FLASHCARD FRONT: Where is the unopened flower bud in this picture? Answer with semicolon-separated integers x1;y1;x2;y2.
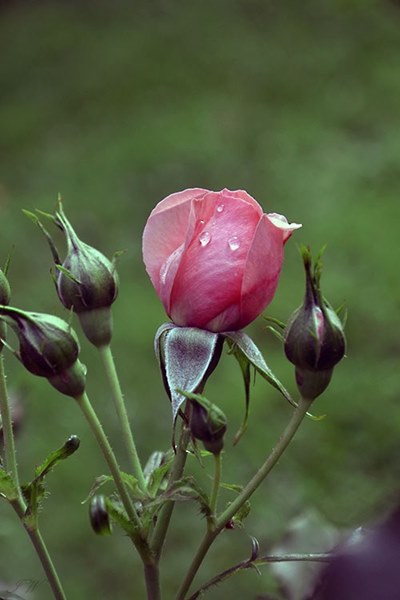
89;495;112;536
189;396;227;455
0;307;86;398
37;203;119;347
284;247;346;400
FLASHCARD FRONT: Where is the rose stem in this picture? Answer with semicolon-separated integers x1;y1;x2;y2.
176;396;312;600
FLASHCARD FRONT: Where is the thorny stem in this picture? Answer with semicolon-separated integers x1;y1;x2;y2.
188;552;331;599
176;397;312;600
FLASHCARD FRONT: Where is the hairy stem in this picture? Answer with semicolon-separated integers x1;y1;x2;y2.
209;452;222;518
98;345;147;493
0;350;22;500
176;397;312;599
151;419;191;560
75;392;152;565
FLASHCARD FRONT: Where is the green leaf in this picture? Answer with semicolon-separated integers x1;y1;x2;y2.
231;499;251;527
151;476;211;517
105;496;134;535
144;450;174;497
0;468;18;501
23;435;80;528
34;435;80;480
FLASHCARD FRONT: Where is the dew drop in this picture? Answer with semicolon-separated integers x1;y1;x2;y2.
216;204;224;213
228;236;240;251
199;219;205;225
199;231;211;247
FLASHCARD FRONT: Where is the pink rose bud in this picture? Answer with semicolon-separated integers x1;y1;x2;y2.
143;188;301;332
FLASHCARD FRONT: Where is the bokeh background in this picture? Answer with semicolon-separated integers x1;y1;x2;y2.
1;0;400;598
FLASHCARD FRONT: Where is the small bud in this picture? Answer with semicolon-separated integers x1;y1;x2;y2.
189;396;227;455
0;306;86;398
284;247;346;400
89;495;112;536
37;203;119;347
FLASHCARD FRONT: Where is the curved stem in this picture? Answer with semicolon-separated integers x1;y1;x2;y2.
209;453;222;517
189;552;331;600
176;397;312;600
97;345;147;493
151;419;191;560
75;392;152;564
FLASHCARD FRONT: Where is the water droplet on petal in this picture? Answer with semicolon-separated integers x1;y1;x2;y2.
199;219;205;225
228;236;240;251
199;231;211;247
216;204;224;213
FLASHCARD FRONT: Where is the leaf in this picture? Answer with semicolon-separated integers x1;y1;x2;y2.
34;435;80;480
223;331;295;407
152;476;211;517
219;482;243;494
23;435;80;528
0;468;18;501
231;499;251;527
144;450;174;497
105;496;133;535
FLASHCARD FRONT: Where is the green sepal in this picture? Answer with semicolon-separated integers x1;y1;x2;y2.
155;324;223;421
223;330;294;406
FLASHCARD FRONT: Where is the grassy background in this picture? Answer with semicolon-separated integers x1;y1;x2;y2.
1;0;400;598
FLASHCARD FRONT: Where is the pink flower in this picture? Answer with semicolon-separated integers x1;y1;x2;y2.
142;188;301;332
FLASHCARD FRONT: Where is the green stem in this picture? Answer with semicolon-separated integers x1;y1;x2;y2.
151;419;191;560
176;397;312;600
0;343;67;599
209;453;222;517
12;499;67;600
0;351;22;500
98;345;147;493
75;392;152;564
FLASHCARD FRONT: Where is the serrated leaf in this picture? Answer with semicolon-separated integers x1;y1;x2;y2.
120;472;146;501
223;331;295;407
219;482;243;494
152;476;211;517
231;499;251;527
23;436;80;528
105;496;133;535
0;468;18;501
144;451;174;497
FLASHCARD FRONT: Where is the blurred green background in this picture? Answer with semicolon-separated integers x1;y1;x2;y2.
1;0;400;598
